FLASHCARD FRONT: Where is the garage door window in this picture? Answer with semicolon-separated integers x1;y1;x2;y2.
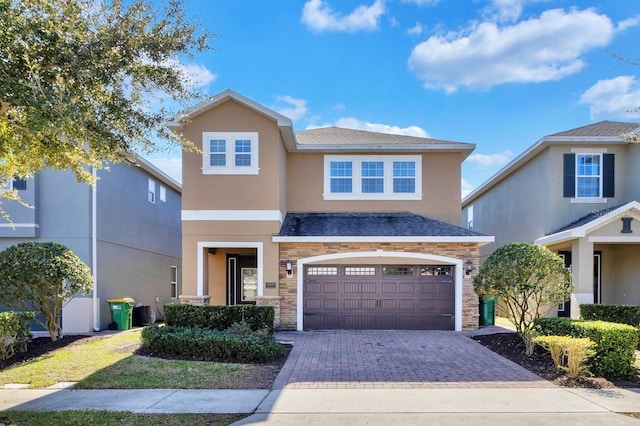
420;266;452;276
345;266;376;276
383;266;413;276
307;266;338;276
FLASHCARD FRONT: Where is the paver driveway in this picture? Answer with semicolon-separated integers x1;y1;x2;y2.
274;330;553;389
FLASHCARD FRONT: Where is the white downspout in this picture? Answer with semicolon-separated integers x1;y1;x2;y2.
92;167;99;331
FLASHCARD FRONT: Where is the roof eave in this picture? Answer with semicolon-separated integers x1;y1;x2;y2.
272;235;495;245
292;143;475;153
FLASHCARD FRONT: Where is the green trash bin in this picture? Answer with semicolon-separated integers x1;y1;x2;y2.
106;298;135;330
479;294;497;326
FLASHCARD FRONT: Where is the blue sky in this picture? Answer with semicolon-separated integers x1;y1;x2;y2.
148;0;640;197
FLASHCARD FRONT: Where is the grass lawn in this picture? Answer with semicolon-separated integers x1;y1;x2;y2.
0;411;244;426
0;329;273;389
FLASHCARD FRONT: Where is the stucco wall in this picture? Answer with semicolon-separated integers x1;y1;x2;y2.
180;99;286;212
286;152;463;224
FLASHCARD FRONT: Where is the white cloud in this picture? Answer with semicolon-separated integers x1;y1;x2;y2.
461;178;474;198
160;58;216;89
402;0;439;6
407;22;424;36
483;0;525;23
579;76;640;119
408;8;615;93
309;117;430;138
465;150;513;167
617;15;640;32
275;96;308;120
301;0;386;32
149;157;182;183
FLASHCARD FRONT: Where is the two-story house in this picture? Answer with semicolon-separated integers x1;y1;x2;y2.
170;89;493;331
0;157;182;332
462;121;640;319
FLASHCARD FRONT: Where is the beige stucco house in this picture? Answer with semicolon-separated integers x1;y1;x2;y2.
169;89;493;331
462;121;640;319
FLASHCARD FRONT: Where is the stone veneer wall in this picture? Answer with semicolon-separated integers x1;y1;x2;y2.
270;242;480;331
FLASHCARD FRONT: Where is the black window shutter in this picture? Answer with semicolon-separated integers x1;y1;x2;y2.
603;153;614;198
563;153;575;198
12;178;27;190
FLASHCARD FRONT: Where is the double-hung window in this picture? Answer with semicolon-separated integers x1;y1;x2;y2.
330;161;353;193
576;154;600;197
202;132;259;175
563;152;614;202
324;155;422;200
148;178;156;204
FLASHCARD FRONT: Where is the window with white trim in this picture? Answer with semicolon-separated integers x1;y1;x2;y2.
159;185;166;202
148;178;156;204
576;154;601;198
202;132;259;175
324;155;422;200
170;265;178;298
467;205;474;230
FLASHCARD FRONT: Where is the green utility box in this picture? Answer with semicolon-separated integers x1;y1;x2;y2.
479;294;497;326
106;298;135;330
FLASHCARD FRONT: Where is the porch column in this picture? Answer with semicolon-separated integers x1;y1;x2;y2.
570;238;594;319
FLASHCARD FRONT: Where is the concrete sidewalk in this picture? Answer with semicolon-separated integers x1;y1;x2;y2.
0;387;639;425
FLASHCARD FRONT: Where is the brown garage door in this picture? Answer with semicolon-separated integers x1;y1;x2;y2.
303;265;454;330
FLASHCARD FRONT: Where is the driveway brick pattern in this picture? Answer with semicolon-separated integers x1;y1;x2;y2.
274;330;554;389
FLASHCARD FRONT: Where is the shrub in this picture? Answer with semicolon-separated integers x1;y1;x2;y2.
535;318;638;378
0;242;92;341
140;325;283;363
0;311;35;360
533;335;596;377
533;335;566;370
473;242;572;356
580;304;640;328
164;304;275;336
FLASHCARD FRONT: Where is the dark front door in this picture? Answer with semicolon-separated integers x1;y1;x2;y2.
227;255;257;305
557;251;572;317
303;265;454;330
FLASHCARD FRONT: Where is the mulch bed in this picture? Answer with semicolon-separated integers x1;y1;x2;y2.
472;332;640;389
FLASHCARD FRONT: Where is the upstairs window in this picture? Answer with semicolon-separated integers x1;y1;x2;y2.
202;132;259;175
148;178;156;204
324;155;422;200
563;152;614;201
159;185;167;202
330;161;353;193
576;154;600;197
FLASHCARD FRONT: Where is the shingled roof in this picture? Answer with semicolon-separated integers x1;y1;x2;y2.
277;212;486;237
295;126;472;148
550;121;639;137
549;205;624;235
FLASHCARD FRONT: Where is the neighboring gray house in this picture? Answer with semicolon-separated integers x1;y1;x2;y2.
462;121;640;319
0;157;181;332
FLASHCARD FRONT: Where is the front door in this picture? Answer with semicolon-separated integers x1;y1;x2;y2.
557;251;601;317
227;255;257;305
557;251;571;317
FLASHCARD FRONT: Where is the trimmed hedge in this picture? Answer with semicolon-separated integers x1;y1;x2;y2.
140;325;283;363
164;304;275;335
534;317;638;378
580;304;640;328
0;311;35;360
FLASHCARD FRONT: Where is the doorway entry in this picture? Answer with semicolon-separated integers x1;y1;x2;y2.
557;251;601;317
227;255;257;305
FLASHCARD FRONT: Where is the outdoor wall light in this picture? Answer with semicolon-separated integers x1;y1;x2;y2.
285;260;293;276
465;259;474;275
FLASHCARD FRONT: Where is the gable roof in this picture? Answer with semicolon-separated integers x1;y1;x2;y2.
295;127;475;157
273;212;493;244
463;120;640;207
167;89;474;156
535;201;640;246
166;89;297;150
135;155;181;193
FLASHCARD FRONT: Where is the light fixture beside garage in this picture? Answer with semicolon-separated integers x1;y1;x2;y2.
465;260;474;275
285;260;293;276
